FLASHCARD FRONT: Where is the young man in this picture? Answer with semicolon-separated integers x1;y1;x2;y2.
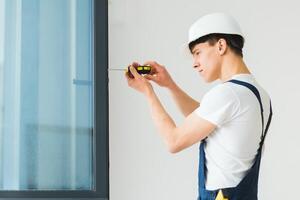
125;13;272;200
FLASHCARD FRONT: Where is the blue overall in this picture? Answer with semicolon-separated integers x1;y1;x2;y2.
198;80;273;200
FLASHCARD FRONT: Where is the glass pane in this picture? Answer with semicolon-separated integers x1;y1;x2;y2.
0;0;94;190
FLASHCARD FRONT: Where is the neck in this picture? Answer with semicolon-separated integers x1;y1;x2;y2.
219;54;251;82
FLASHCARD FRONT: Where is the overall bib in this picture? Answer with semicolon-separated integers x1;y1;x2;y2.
198;80;273;200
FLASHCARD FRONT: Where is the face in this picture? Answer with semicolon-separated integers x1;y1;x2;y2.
191;41;222;82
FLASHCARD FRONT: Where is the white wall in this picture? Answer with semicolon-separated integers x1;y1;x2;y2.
109;0;300;199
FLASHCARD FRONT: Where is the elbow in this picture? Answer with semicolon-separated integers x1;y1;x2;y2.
168;143;181;154
167;129;183;154
169;147;178;154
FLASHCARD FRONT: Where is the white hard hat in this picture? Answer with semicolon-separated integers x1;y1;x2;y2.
188;12;244;43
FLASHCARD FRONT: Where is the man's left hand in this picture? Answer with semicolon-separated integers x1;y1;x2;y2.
125;62;154;96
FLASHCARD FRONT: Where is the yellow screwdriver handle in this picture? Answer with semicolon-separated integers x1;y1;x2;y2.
126;65;152;78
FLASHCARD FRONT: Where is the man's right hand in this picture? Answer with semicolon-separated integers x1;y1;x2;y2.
143;61;175;89
143;60;200;117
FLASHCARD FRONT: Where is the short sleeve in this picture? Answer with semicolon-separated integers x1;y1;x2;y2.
194;84;240;127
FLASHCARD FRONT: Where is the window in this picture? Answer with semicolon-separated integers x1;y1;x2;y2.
0;0;108;199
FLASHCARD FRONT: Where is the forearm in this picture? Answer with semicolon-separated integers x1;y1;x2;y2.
167;82;200;117
145;88;178;152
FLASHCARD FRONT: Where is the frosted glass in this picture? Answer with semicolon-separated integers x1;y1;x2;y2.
0;0;94;190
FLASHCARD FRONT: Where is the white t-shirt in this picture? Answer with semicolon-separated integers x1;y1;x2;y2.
194;74;271;190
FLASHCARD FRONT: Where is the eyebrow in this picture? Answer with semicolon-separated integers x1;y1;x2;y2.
191;48;199;55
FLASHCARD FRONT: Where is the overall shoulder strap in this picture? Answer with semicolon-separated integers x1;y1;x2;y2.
227;79;273;149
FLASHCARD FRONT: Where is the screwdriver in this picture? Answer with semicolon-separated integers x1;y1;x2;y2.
109;65;152;78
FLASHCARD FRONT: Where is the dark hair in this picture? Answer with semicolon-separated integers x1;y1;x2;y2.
188;33;245;57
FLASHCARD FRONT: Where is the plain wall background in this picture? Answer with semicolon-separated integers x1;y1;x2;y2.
108;0;300;199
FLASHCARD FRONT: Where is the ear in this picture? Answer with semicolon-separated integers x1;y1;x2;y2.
217;38;227;56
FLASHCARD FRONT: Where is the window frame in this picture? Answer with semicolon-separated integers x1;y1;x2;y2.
0;0;109;199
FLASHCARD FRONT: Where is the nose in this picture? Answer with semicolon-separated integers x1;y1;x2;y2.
193;59;199;69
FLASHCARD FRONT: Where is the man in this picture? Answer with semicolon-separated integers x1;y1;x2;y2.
125;12;272;200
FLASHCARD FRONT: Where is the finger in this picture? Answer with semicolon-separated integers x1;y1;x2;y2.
129;66;140;78
144;74;152;80
143;61;155;74
125;67;134;79
144;74;158;82
125;71;133;84
125;71;130;80
143;61;160;73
